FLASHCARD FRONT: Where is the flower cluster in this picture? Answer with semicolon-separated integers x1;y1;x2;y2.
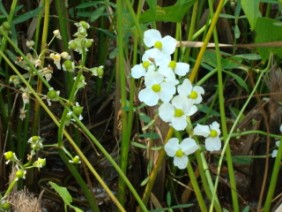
132;29;221;169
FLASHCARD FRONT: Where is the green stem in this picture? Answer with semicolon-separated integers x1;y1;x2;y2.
141;128;174;205
188;0;225;82
187;159;207;212
116;0;130;206
207;0;239;210
263;135;282;211
32;0;50;135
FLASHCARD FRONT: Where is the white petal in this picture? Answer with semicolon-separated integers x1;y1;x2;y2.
174;62;190;76
173;156;188;169
181;138;199;155
144;71;164;86
272;149;278;158
154;52;171;66
131;64;146;79
194;124;210;137
164;138;180;157
161;36;177;55
177;79;192;97
142;48;160;64
159;82;176;102
159;103;174;122
144;29;162;47
171;116;187;131
138;88;159;106
205;137;221;151
280;124;282;133
275;140;280;147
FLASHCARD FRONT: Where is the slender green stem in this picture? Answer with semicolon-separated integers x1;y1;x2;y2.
211;61;270;212
32;0;50;135
187;160;207;212
189;0;225;82
141;128;174;205
116;0;130;206
263;135;282;211
207;0;239;210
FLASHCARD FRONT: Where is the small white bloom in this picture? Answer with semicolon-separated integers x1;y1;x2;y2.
22;92;30;105
26;40;35;49
60;51;70;59
164;137;198;169
178;79;205;104
159;95;197;130
50;53;61;69
53;29;62;39
271;140;280;158
160;60;190;77
280;124;282;133
138;71;176;106
41;66;53;81
142;29;177;66
193;121;221;151
131;60;155;79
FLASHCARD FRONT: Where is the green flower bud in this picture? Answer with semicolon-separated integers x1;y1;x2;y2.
68;40;78;50
15;169;26;180
1;201;11;210
47;88;59;100
73;104;83;116
79;21;90;29
2;21;11;31
63;60;75;72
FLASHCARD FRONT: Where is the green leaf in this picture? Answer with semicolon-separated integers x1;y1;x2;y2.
223;70;249;92
90;6;106;22
140;0;195;23
232;156;253;165
139;112;152;123
49;181;72;205
13;6;43;25
255;17;282;61
241;0;261;30
139;132;160;140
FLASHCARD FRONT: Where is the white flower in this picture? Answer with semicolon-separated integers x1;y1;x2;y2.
157;65;179;85
138;71;176;106
50;53;61;69
164;137;198;169
160;60;190;77
271;140;280;158
26;40;35;49
280;124;282;133
178;79;205;104
131;60;155;79
159;95;198;131
60;51;70;59
193;121;221;151
142;29;177;66
53;29;62;39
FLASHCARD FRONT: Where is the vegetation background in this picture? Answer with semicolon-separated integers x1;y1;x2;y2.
0;0;282;211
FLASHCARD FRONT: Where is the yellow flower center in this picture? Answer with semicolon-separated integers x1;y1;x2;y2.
174;108;184;117
152;84;161;92
189;91;198;99
142;61;150;69
168;61;177;70
209;129;218;138
154;41;162;49
175;149;184;157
